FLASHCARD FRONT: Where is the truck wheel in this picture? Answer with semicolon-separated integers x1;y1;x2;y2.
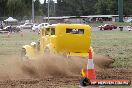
80;77;91;87
21;48;29;61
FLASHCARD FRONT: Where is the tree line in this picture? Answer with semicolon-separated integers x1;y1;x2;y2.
0;0;42;19
56;0;132;16
0;0;132;19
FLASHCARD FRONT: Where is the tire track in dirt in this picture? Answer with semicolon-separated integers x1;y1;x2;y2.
0;69;131;88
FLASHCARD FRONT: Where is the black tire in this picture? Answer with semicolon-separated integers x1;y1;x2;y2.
80;77;91;87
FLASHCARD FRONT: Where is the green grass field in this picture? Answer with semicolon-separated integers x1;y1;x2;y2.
0;32;38;61
91;31;132;68
0;31;132;68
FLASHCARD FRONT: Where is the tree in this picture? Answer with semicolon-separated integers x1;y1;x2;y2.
56;0;97;16
22;0;32;17
6;0;32;18
96;0;109;15
49;0;56;16
34;0;42;16
0;0;132;18
95;0;118;15
42;0;47;16
95;0;132;15
0;0;8;17
56;0;63;16
80;0;97;15
124;0;132;16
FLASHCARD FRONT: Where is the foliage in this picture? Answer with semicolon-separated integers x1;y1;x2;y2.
0;0;132;18
0;0;8;17
96;0;118;15
0;0;42;19
34;0;43;16
124;0;132;15
56;0;97;16
55;0;131;16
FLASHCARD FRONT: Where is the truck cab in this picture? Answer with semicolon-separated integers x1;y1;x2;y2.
22;24;92;59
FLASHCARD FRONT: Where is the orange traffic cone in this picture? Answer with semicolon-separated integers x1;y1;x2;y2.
85;49;96;80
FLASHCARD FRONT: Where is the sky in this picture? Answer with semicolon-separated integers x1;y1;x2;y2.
39;0;57;4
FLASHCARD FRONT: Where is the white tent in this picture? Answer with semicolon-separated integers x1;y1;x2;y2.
4;17;17;22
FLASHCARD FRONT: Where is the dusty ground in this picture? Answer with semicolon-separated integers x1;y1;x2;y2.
0;54;131;88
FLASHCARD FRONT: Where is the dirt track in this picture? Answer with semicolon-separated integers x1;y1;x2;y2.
0;54;131;88
0;69;131;88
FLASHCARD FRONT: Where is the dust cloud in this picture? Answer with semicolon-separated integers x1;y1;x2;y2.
0;54;114;80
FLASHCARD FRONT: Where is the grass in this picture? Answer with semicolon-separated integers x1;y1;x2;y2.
91;31;132;68
0;32;38;61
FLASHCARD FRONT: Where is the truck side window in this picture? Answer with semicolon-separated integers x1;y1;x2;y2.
45;28;50;35
51;28;55;35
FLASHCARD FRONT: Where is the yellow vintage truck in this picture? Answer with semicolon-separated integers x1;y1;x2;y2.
21;24;92;60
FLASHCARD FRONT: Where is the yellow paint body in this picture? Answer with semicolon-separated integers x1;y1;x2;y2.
22;24;92;59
